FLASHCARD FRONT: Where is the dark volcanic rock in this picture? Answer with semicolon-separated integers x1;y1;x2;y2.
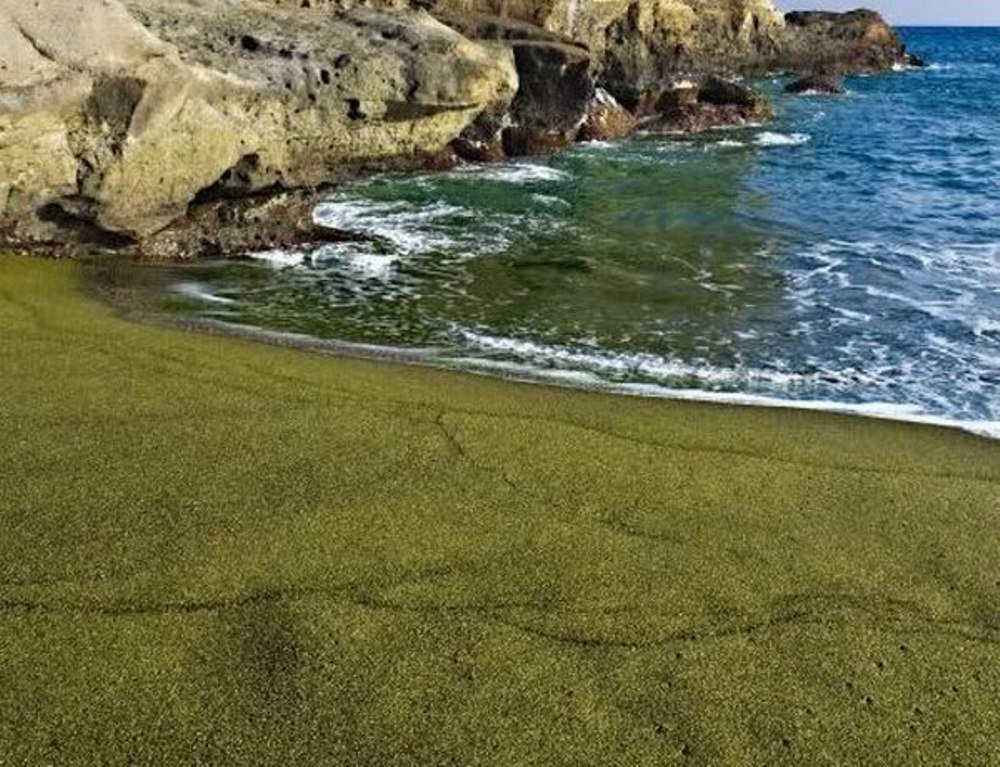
434;11;594;157
645;76;772;133
503;40;593;155
780;9;906;73
451;105;508;163
576;88;636;143
699;75;766;109
785;74;845;95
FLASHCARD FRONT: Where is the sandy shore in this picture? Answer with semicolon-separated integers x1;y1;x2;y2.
2;254;999;764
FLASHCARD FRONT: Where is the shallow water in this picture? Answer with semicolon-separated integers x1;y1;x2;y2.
170;28;1000;437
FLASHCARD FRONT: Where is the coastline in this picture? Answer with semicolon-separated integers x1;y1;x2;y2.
141;315;1000;443
88;259;1000;443
2;1;913;259
4;252;1000;763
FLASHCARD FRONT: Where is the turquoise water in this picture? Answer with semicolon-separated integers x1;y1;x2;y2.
177;28;1000;436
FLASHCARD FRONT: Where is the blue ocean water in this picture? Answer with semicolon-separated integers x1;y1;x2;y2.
178;28;1000;436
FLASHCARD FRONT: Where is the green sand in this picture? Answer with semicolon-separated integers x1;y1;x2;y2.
1;255;999;765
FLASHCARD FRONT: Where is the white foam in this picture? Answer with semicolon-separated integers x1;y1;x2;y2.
973;317;1000;338
447;353;1000;441
755;131;811;147
249;197;480;277
253;249;305;268
892;61;951;73
308;242;399;279
253;182;581;278
449;162;571;184
531;193;571;208
892;62;942;73
251;197;471;276
789;238;1000;339
174;282;235;305
576;139;616;151
715;122;766;132
312;198;465;256
456;328;805;388
797;89;849;97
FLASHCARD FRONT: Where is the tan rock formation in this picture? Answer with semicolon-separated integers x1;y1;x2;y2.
423;0;786;101
0;0;517;242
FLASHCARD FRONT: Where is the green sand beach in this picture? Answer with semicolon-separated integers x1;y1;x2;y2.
2;254;999;765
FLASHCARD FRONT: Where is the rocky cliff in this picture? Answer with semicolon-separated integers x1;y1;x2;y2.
0;0;515;245
0;0;910;256
424;2;907;99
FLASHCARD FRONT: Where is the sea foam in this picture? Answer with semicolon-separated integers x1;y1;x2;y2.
755;131;811;147
456;328;806;388
449;162;571;184
313;199;466;256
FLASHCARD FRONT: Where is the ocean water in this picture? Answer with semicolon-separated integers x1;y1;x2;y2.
174;28;1000;437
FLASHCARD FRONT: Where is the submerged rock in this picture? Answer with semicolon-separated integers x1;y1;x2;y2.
785;74;845;95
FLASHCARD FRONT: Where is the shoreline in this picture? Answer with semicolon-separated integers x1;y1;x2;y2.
171;315;1000;444
182;317;1000;443
4;252;1000;763
88;259;1000;444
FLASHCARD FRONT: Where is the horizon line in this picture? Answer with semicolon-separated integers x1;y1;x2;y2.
893;23;1000;27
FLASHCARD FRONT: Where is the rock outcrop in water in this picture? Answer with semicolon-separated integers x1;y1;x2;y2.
784;74;845;95
642;75;773;133
780;10;906;74
0;0;910;256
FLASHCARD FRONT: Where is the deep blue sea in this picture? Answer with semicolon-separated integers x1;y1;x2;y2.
175;28;1000;437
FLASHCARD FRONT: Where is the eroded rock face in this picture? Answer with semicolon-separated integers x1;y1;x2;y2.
433;12;593;156
422;0;783;107
780;10;906;74
0;0;910;255
423;1;906;105
0;0;516;246
599;0;786;106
